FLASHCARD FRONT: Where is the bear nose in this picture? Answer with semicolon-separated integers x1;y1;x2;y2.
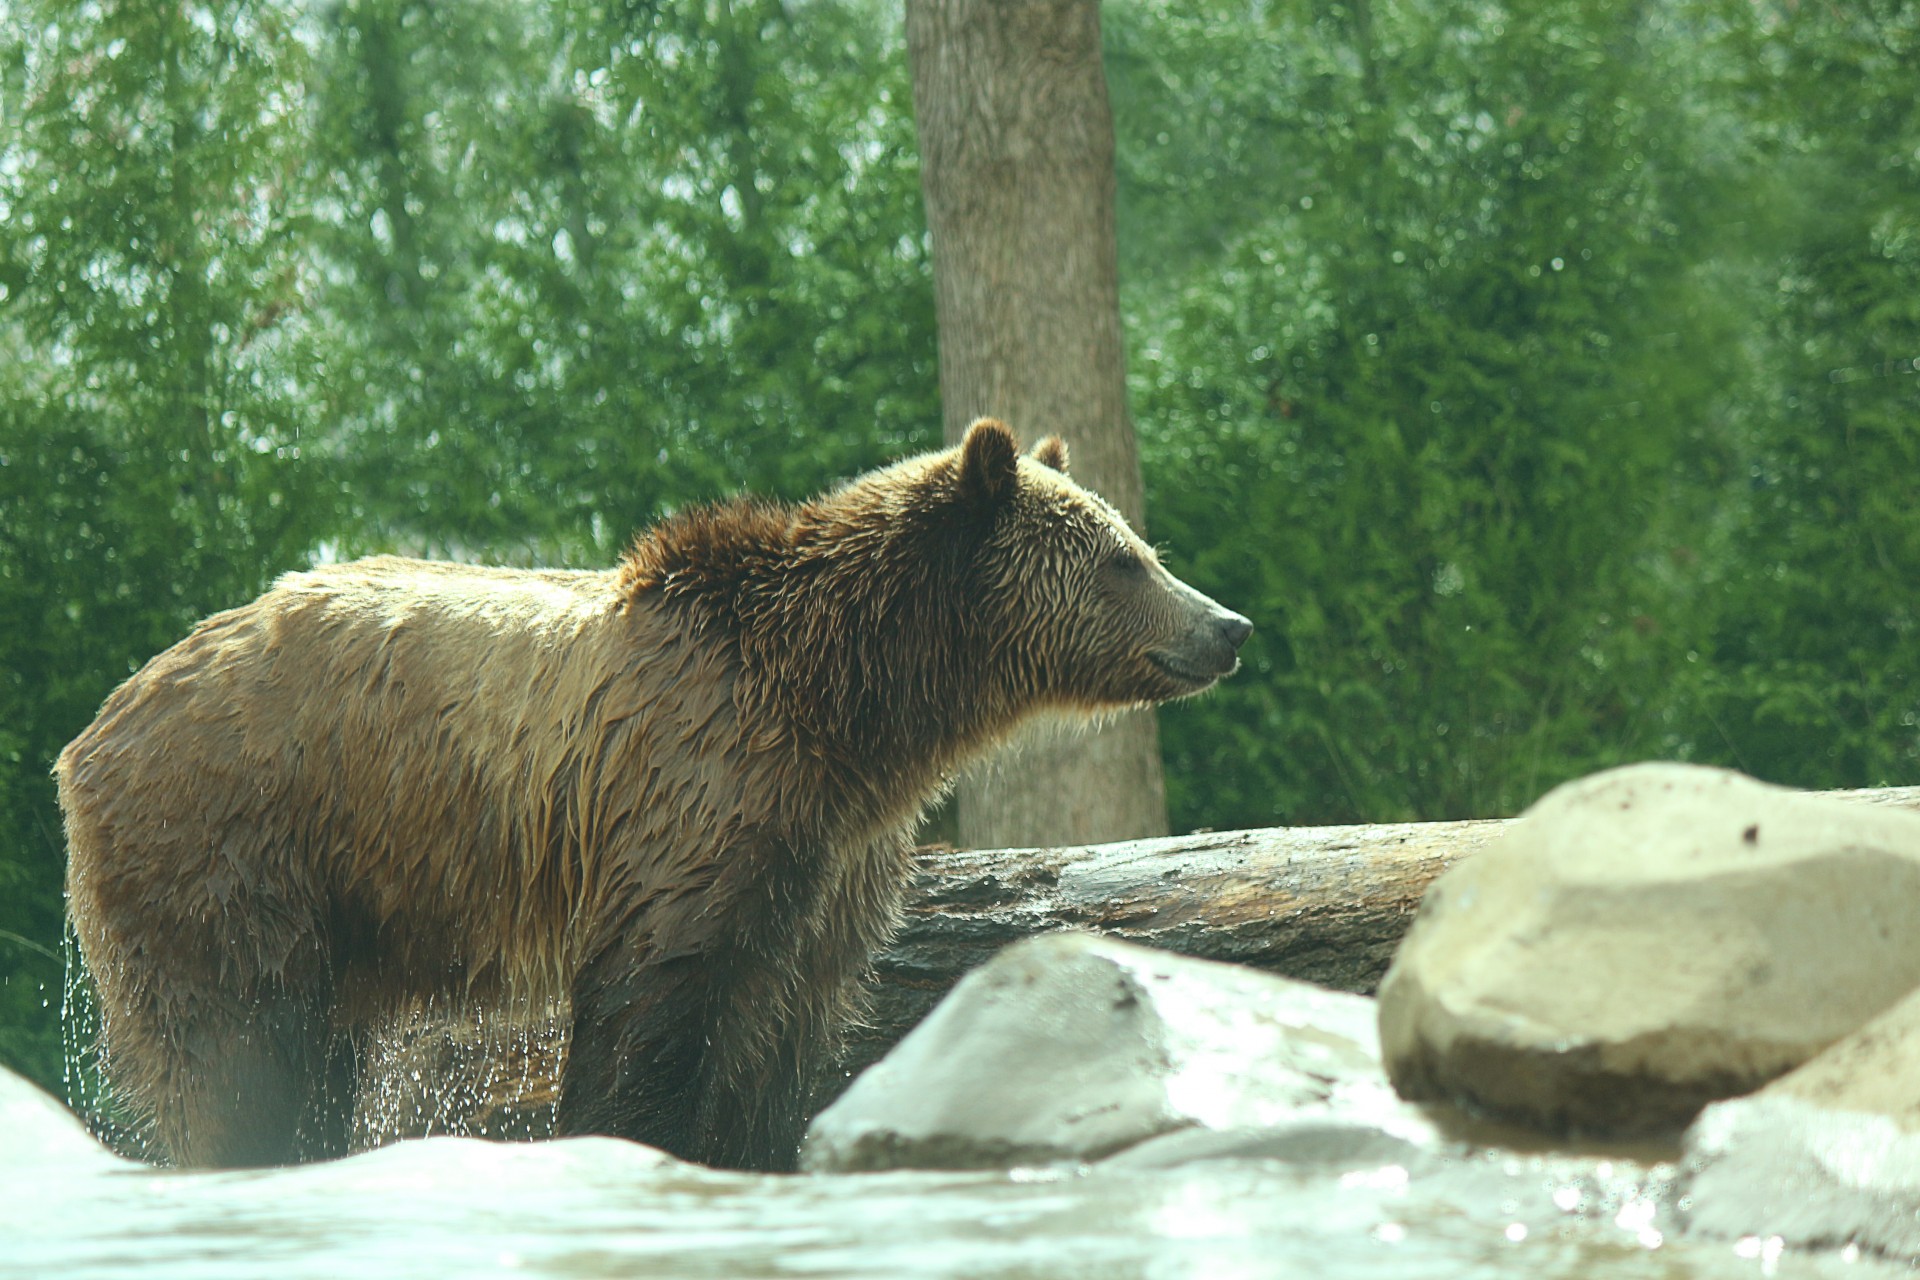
1218;610;1253;650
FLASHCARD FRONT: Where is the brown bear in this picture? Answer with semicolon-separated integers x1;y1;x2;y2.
57;418;1251;1171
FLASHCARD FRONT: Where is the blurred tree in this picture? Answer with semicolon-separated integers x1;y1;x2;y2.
908;0;1170;848
304;0;938;564
1676;0;1920;787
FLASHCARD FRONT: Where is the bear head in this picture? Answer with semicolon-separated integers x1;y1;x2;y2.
946;417;1251;714
800;417;1251;728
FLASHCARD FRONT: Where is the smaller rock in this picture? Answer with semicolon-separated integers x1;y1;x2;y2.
1680;1097;1920;1260
803;932;1427;1172
1378;763;1920;1137
1679;983;1920;1261
1741;979;1920;1127
0;1066;123;1170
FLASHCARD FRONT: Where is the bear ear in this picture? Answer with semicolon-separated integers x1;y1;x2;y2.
958;417;1020;507
1030;436;1069;474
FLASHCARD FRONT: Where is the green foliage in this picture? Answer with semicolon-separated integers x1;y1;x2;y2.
1112;0;1738;823
302;0;936;562
1675;0;1920;787
1111;0;1917;827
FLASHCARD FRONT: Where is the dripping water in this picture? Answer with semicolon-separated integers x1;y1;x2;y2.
350;997;567;1149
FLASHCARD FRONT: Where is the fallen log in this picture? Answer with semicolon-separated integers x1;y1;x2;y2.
839;818;1497;1085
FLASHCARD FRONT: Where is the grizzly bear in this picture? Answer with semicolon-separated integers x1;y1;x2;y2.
58;418;1251;1171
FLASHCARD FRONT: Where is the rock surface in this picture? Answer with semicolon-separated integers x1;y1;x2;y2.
1681;1096;1920;1260
0;1066;122;1169
1377;762;1920;1137
1679;982;1920;1260
803;932;1431;1172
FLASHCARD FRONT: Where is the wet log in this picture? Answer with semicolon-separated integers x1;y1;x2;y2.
833;818;1498;1088
835;785;1920;1086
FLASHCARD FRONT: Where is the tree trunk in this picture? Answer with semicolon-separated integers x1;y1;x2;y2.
906;0;1168;849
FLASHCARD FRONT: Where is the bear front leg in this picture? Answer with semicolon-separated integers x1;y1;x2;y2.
687;989;822;1173
110;985;336;1168
557;941;824;1170
554;937;713;1162
555;828;865;1170
683;830;912;1170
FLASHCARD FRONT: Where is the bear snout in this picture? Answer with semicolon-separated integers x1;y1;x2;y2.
1217;609;1253;651
1188;606;1251;678
1146;590;1251;691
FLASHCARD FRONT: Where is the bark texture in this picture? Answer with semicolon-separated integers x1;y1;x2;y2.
906;0;1168;848
836;817;1500;1088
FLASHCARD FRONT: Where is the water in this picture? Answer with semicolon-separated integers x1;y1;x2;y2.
25;943;1895;1279
0;1075;1894;1280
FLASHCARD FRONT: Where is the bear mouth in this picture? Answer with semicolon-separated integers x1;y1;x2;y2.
1147;650;1231;690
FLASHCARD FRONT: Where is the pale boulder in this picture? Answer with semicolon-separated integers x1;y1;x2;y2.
802;932;1430;1172
1378;762;1920;1136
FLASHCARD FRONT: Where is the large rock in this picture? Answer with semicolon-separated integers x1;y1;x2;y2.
1679;983;1920;1260
1378;762;1920;1136
803;932;1430;1172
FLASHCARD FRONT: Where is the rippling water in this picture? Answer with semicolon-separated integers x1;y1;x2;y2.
0;1075;1894;1280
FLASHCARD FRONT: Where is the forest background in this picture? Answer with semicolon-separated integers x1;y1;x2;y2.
1;0;1914;1095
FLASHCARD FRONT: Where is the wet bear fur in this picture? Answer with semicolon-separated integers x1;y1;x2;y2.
58;419;1250;1170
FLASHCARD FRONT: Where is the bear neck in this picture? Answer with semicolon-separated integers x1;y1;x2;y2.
623;495;1022;834
740;536;1017;830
